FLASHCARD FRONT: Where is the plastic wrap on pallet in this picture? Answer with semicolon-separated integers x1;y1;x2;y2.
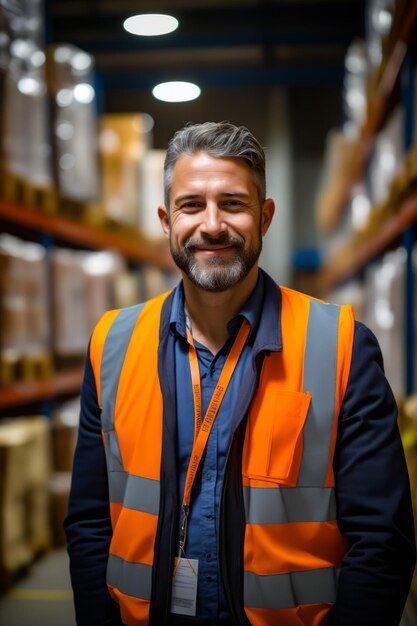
368;105;404;205
343;39;369;135
98;112;152;228
326;279;366;323
315;128;361;233
1;0;53;186
365;0;395;71
47;43;101;204
363;247;406;399
0;415;52;576
0;234;49;357
52;397;80;472
51;248;90;357
51;248;128;357
138;148;166;239
82;250;126;331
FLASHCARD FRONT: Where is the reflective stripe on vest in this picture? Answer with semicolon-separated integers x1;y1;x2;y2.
96;299;165;618
107;554;152;601
108;472;160;516
244;566;341;609
101;304;146;431
243;485;336;524
101;303;161;518
299;299;339;486
242;294;352;624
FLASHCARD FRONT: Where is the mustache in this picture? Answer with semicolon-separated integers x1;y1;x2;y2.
184;233;244;251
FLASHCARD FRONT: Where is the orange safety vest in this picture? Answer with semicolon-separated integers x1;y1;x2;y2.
90;284;354;626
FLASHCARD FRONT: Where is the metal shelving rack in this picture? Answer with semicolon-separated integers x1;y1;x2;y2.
318;5;417;396
0;199;176;410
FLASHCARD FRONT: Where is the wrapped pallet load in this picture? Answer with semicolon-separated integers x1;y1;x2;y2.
0;416;52;583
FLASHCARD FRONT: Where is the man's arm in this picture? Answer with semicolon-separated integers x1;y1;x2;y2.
64;348;123;626
330;322;416;626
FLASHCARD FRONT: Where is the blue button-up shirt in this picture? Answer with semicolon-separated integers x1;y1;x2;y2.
169;273;264;620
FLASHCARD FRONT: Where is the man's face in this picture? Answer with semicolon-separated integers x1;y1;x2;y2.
158;151;274;292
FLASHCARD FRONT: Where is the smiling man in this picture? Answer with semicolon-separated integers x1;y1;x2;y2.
65;121;415;626
160;150;272;297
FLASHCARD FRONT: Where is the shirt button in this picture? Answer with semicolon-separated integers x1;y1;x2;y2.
206;553;212;561
206;576;213;582
206;473;212;481
206;513;213;519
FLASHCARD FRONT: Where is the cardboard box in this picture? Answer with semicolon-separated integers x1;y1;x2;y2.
49;472;72;547
0;416;52;578
52;398;80;472
98;113;150;228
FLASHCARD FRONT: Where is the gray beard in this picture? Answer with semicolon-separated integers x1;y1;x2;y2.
170;233;261;292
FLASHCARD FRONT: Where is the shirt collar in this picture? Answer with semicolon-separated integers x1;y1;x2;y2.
169;270;265;341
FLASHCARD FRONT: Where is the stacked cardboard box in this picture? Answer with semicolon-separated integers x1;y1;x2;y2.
0;234;51;385
51;248;138;360
0;416;52;584
138;149;166;239
49;397;80;546
46;43;101;208
98;113;152;229
0;0;56;212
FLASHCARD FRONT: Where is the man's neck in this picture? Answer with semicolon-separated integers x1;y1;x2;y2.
182;267;259;355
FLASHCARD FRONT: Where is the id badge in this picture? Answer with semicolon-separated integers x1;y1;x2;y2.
170;557;199;616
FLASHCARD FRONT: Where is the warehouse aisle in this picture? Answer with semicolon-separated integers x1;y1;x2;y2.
0;549;75;626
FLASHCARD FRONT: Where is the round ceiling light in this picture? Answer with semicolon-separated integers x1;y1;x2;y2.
152;81;201;103
123;14;178;36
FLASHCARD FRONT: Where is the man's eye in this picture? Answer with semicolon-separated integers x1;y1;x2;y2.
180;202;202;210
223;200;243;208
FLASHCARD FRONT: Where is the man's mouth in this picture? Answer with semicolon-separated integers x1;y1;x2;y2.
186;236;243;254
195;244;234;252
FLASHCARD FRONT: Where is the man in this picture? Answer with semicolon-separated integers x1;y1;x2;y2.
65;121;415;626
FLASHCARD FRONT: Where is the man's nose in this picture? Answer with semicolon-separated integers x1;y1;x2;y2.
200;203;226;236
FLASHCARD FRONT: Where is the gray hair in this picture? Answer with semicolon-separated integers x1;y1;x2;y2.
163;121;266;207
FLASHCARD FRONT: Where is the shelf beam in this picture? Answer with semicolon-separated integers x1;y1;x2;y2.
322;1;417;231
319;196;417;292
0;200;177;272
0;369;84;410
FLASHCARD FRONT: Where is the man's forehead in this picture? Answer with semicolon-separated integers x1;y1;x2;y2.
172;152;253;182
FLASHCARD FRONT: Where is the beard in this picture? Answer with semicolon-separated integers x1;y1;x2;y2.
170;231;262;292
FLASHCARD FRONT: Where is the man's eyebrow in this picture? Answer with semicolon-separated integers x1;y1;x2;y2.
173;191;250;204
173;194;202;204
219;192;250;198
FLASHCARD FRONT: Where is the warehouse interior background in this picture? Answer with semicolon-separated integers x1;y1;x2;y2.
0;1;416;624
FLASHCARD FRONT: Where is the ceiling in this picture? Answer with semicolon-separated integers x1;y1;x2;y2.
46;0;365;146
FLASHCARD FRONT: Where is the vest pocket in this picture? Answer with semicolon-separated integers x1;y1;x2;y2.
242;390;311;485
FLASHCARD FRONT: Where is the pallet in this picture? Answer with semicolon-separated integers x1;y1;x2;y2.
1;171;58;215
0;350;53;387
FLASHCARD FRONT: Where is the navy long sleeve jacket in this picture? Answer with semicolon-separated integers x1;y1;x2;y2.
64;290;416;626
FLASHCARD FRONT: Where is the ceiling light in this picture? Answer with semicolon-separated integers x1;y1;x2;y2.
152;81;201;103
123;14;178;36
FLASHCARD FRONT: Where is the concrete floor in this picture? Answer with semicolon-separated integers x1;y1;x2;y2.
0;549;76;626
0;549;415;626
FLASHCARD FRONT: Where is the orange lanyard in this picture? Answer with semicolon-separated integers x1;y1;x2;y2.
179;318;250;555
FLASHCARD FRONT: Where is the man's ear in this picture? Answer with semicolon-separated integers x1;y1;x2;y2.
158;205;170;238
261;198;275;236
